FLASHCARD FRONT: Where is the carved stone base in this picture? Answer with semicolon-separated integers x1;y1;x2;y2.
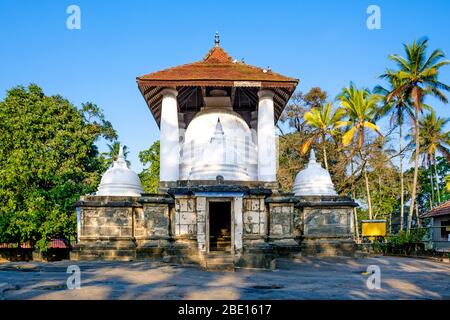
135;238;171;259
301;238;356;256
70;240;136;261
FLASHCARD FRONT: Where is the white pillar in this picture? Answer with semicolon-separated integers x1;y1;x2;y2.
257;89;276;181
160;88;180;182
250;110;258;144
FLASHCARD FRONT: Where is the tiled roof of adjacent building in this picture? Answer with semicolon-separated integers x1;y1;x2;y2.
422;200;450;218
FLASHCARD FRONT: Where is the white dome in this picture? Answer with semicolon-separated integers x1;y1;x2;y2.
293;150;337;196
183;108;251;144
97;145;144;196
180;107;257;180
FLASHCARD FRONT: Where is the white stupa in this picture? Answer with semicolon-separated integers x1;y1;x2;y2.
188;117;250;180
96;144;144;196
292;149;337;196
180;97;258;180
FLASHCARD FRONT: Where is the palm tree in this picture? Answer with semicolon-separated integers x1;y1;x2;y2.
302;102;346;170
414;110;450;205
374;74;414;230
382;38;450;230
445;175;450;192
338;84;383;220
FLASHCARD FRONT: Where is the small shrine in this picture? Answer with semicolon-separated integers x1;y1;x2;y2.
72;34;358;269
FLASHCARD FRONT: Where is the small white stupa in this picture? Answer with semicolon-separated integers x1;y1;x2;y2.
96;144;144;196
292;149;337;196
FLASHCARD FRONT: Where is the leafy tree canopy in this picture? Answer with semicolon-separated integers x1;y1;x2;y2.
0;84;117;250
139;140;160;193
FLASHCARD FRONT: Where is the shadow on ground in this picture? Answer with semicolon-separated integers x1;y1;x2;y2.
0;256;449;300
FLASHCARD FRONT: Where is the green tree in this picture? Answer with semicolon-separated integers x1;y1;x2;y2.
374;74;415;230
139;140;160;193
279;87;327;134
412;110;450;206
366;138;400;220
382;38;450;230
278;87;345;192
0;84;116;250
338;84;383;219
303;102;345;170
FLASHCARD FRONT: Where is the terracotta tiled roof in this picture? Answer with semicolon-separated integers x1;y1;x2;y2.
422;201;450;218
137;46;298;84
136;44;299;127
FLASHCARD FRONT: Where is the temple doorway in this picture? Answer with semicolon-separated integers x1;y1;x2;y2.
208;201;232;253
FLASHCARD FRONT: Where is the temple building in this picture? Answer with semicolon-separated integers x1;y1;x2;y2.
72;35;358;270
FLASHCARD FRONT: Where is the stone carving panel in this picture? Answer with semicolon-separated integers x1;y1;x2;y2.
174;196;197;237
243;197;266;236
269;203;294;237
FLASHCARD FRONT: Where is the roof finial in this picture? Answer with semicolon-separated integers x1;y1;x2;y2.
112;143;127;168
214;117;224;135
215;31;220;47
210;117;224;143
118;144;124;160
309;149;317;164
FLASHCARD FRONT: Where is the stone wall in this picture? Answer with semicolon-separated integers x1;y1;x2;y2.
297;196;358;256
268;203;295;238
72;192;358;264
78;198;134;241
174;196;197;237
72;195;173;261
134;203;171;258
243;196;266;236
134;204;170;239
303;207;353;238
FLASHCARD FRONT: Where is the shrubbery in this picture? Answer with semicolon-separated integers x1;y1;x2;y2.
371;229;428;255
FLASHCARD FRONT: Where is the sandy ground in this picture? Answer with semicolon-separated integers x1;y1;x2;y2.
0;256;449;300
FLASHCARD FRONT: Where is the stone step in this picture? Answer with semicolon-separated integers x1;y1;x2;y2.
70;249;136;261
204;253;235;272
210;246;231;252
206;256;234;263
205;262;235;272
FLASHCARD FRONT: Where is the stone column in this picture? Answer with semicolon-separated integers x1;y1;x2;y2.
233;197;243;253
257;89;276;181
196;197;207;252
160;88;180;182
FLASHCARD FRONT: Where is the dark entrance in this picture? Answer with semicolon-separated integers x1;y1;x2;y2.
209;201;232;252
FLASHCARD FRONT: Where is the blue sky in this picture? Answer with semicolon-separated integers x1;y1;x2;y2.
1;0;450;171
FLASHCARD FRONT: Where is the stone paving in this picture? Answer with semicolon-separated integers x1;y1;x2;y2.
0;256;449;300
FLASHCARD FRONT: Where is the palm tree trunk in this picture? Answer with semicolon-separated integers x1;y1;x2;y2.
434;154;441;204
322;134;329;171
358;146;373;220
399;123;404;231
408;108;420;231
353;207;360;243
376;174;382;219
364;168;373;220
429;159;435;208
351;159;360;242
415;204;421;227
